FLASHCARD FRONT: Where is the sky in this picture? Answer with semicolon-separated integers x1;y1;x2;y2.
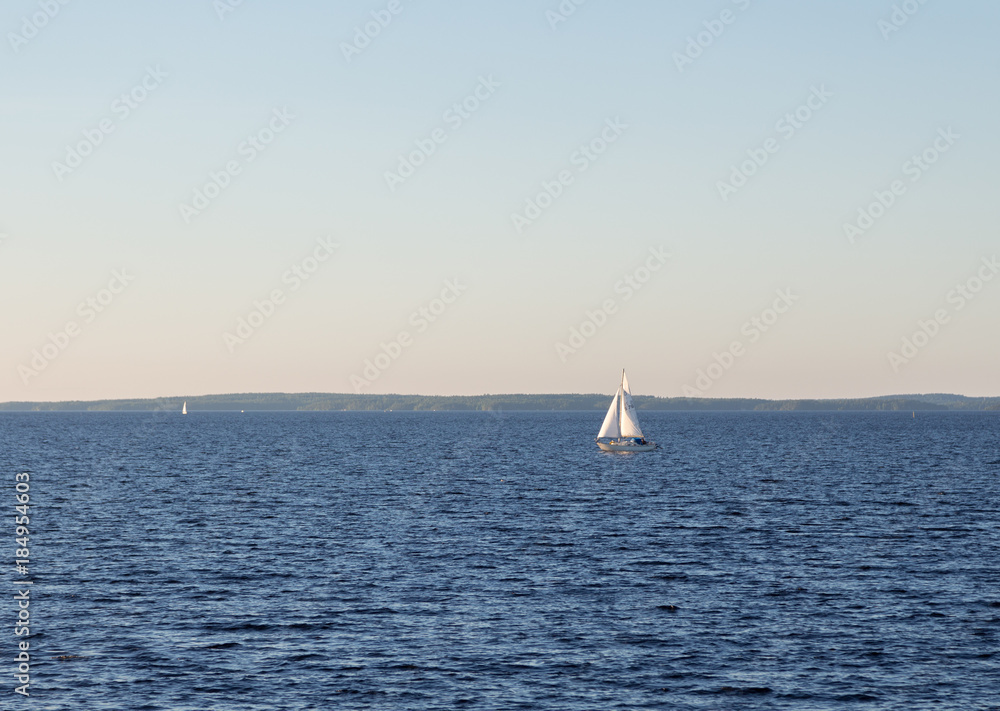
1;0;998;402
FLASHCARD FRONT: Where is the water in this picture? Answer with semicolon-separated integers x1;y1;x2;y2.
3;411;999;710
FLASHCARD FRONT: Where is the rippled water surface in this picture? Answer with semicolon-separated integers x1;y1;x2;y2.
4;411;1000;710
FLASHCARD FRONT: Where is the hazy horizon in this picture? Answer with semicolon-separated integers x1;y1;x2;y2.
3;1;998;402
3;388;998;406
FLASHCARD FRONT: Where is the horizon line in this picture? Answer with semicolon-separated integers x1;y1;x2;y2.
3;390;1000;406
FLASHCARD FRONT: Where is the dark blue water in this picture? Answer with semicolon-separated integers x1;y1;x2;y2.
3;411;999;710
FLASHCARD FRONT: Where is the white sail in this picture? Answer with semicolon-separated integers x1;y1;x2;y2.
620;373;644;438
182;401;187;415
597;387;621;438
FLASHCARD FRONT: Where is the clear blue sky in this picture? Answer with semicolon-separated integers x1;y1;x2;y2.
2;0;998;401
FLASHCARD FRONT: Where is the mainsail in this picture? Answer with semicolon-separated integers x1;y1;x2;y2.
620;373;644;438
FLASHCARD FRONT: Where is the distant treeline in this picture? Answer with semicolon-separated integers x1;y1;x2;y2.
1;392;998;412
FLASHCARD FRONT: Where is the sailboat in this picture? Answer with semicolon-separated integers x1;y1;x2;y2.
182;401;187;415
596;369;656;452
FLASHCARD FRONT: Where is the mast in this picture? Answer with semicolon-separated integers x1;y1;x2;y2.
618;369;624;440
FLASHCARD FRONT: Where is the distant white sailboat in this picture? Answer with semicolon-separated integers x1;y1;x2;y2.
182;401;187;415
596;370;656;452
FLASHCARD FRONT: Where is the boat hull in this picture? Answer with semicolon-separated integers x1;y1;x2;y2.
597;440;656;452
